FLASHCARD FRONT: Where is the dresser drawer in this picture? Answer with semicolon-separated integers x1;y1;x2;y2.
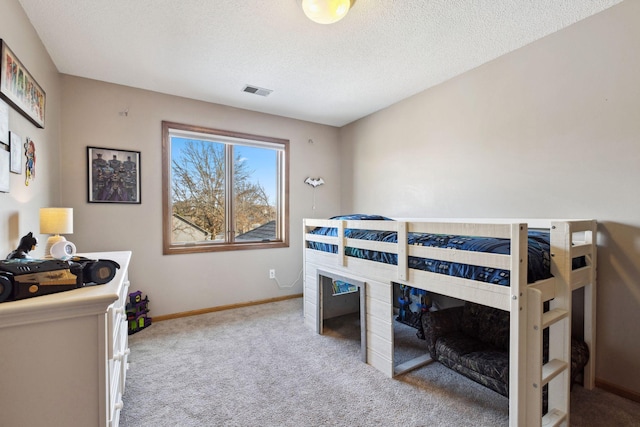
108;280;130;359
109;388;123;427
107;275;130;427
109;310;129;426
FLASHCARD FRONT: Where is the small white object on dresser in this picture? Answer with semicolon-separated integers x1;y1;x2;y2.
0;251;132;427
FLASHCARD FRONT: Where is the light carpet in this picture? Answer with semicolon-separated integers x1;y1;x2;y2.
121;298;640;426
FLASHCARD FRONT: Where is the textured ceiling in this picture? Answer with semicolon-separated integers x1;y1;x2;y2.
17;0;622;127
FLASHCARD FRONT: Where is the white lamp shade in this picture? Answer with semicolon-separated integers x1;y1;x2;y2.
302;0;351;24
40;208;74;235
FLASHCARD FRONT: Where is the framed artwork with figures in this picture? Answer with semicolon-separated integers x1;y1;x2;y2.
87;146;141;204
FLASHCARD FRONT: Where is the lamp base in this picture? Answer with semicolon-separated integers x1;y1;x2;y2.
43;235;66;259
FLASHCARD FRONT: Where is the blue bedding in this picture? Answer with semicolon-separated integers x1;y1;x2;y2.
307;215;553;286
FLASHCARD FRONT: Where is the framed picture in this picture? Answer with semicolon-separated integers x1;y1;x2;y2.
88;146;141;204
0;147;9;193
0;39;46;129
0;98;8;145
10;131;21;173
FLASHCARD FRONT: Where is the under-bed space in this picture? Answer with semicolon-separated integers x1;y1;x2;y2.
302;215;597;427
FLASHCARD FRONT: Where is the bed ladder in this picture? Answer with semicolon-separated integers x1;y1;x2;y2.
526;222;575;427
527;287;571;427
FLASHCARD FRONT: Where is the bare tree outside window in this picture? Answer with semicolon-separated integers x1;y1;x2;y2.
171;140;226;242
162;121;289;255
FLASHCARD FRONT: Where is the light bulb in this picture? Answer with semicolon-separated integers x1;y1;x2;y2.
302;0;351;25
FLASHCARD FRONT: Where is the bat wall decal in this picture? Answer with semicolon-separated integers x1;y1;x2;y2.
304;177;325;188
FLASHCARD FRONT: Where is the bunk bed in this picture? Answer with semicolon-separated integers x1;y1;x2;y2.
303;215;597;427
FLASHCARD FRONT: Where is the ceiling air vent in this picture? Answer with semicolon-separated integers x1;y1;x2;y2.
242;85;273;97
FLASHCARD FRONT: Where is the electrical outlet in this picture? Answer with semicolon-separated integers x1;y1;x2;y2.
269;269;275;279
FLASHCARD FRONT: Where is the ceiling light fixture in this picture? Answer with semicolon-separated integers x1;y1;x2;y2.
301;0;351;25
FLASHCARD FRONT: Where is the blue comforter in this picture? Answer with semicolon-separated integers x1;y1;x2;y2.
307;215;553;286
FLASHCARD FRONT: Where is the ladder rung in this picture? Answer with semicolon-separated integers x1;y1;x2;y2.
528;279;555;302
542;408;567;427
570;266;591;291
542;359;568;385
571;242;592;258
542;308;568;328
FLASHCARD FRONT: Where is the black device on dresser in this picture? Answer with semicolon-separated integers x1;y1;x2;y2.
0;256;120;303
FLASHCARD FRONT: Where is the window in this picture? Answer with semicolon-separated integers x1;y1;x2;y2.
162;121;289;254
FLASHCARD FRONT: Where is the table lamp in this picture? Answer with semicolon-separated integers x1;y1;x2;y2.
40;207;73;258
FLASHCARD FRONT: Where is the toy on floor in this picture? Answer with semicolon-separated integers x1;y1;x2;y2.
126;290;152;334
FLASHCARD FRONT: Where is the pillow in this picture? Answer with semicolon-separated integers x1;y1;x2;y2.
329;214;394;221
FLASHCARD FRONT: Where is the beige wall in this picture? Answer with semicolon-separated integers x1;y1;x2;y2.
3;0;639;398
340;1;640;395
60;76;341;316
0;0;62;257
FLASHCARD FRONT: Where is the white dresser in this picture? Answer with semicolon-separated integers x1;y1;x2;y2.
0;251;132;427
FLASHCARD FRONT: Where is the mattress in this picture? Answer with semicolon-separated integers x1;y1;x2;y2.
307;215;553;286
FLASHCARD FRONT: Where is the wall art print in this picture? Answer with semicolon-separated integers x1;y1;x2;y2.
0;98;8;144
0;147;9;193
10;131;21;173
88;146;141;204
24;137;35;186
0;39;46;128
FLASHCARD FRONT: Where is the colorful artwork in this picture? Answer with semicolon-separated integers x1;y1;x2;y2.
24;137;35;186
0;40;46;128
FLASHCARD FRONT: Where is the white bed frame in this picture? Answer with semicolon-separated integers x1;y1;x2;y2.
303;218;597;427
